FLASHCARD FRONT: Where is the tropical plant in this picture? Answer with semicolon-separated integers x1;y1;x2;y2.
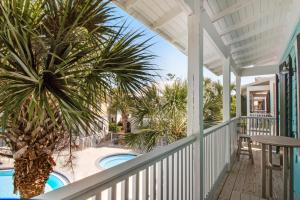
203;79;223;127
203;79;236;126
125;77;237;151
230;84;236;118
108;90;134;133
0;0;156;198
124;79;187;152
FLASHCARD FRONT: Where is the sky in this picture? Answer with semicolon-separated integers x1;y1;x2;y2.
112;5;256;86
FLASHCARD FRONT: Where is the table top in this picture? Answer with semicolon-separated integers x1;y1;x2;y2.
251;135;300;147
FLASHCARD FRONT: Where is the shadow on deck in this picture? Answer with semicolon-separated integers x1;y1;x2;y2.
213;148;283;200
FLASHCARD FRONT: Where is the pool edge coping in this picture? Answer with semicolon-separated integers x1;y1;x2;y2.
95;152;140;170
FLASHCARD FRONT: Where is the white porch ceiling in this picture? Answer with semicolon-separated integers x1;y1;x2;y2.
113;0;300;76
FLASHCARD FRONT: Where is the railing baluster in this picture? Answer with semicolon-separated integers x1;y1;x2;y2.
204;136;207;196
166;156;170;200
171;154;174;200
153;163;156;200
176;152;179;200
184;148;187;200
144;167;149;200
181;150;183;200
160;160;163;200
186;146;191;199
95;192;102;200
134;173;140;200
125;178;129;200
213;131;216;185
209;134;212;193
148;166;154;200
265;118;267;135
190;144;193;200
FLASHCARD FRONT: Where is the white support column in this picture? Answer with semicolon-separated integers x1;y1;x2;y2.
223;58;231;169
223;58;231;121
269;79;275;116
236;76;241;117
187;0;204;199
247;88;251;116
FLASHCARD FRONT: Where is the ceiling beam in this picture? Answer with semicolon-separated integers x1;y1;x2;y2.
125;0;140;10
212;67;223;75
239;56;279;67
206;59;222;67
219;2;290;37
112;1;187;53
236;52;279;65
202;11;229;58
210;0;255;23
236;53;279;65
152;6;182;29
219;12;284;37
231;35;283;54
204;55;220;64
202;1;240;75
232;46;282;59
225;24;284;45
240;64;279;76
235;48;280;61
171;31;187;43
204;65;221;75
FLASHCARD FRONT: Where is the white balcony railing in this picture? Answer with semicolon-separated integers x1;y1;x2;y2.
203;117;238;198
38;134;196;200
240;116;277;137
38;116;269;200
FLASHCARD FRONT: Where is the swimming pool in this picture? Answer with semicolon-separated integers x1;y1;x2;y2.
0;169;67;198
99;154;137;169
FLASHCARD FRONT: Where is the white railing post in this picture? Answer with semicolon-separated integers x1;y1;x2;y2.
223;58;231;122
187;0;204;199
223;58;231;169
236;75;241;117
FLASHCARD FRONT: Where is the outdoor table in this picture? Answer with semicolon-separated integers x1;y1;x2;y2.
251;135;300;200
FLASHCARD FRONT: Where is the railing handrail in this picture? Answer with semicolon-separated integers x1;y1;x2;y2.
204;117;239;136
240;115;277;119
38;135;196;200
39;118;241;200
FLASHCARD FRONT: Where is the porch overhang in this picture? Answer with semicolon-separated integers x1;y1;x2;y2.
112;0;300;77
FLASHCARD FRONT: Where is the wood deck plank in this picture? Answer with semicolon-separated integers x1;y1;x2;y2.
216;150;283;200
230;191;241;200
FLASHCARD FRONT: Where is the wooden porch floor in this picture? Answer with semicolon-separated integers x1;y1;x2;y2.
213;148;283;200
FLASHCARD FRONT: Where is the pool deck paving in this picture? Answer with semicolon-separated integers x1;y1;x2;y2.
0;146;137;183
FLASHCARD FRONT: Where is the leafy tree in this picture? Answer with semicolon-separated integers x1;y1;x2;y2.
0;0;156;198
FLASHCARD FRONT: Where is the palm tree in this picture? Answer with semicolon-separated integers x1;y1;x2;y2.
125;79;187;152
125;77;237;151
0;0;156;198
203;79;236;127
203;79;223;127
108;90;133;133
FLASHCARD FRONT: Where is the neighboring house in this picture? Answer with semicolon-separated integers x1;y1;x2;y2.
75;102;110;149
242;76;276;117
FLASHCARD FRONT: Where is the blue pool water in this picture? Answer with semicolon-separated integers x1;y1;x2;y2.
99;154;137;169
0;169;66;198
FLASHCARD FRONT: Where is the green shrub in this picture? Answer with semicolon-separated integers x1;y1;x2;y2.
109;122;117;132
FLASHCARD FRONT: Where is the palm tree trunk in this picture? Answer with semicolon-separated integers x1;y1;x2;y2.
121;113;128;133
13;151;55;198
